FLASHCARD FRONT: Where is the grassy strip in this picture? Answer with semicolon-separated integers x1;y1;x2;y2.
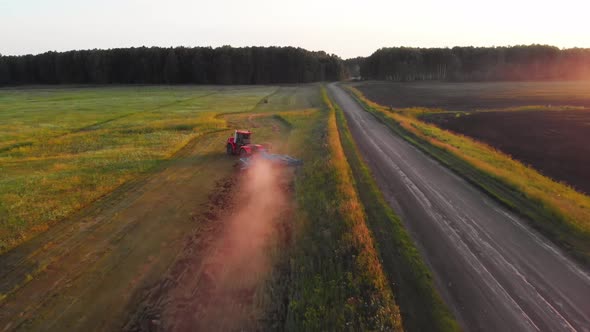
283;88;403;331
271;114;294;130
327;88;460;332
347;86;590;265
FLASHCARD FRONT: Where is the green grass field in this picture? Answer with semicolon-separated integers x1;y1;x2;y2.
279;88;403;330
0;86;275;251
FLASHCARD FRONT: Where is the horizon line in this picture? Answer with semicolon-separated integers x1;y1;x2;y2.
2;43;590;60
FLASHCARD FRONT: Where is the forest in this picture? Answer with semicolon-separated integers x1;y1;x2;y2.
353;45;590;81
0;46;345;85
2;45;590;85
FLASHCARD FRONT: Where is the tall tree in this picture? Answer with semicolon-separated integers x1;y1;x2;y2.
163;49;179;84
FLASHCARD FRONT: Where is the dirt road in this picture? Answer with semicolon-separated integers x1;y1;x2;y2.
125;157;294;332
328;84;590;332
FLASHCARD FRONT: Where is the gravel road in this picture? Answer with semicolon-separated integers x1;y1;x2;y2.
328;83;590;332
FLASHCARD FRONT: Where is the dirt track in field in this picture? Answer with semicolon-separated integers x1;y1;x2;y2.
125;158;294;332
0;130;294;332
424;110;590;195
0;85;313;332
0;131;238;331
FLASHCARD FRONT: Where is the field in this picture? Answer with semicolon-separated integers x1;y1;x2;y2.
0;85;281;329
0;85;459;331
356;80;590;195
0;86;281;251
354;80;590;196
354;80;590;111
425;110;590;194
347;83;590;264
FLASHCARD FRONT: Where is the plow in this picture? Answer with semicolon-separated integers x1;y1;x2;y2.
239;151;303;170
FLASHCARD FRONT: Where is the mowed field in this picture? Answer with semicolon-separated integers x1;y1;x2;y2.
0;86;274;251
354;80;590;194
0;85;293;330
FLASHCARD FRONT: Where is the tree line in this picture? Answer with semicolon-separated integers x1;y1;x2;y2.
0;46;345;85
2;44;589;85
354;45;590;81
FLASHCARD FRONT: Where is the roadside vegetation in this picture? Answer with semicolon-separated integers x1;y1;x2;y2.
326;87;459;332
347;86;590;265
278;87;403;331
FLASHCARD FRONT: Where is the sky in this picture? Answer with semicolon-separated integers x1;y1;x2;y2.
1;0;589;59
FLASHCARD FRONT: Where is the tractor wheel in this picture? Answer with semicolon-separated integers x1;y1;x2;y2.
240;149;248;157
227;144;233;155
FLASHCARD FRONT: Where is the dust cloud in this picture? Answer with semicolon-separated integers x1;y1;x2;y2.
182;156;290;331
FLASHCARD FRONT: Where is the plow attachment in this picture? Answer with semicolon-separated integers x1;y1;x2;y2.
239;152;303;170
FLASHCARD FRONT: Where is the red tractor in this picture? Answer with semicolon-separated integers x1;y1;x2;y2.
226;130;266;156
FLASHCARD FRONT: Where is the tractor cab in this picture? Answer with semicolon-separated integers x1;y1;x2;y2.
227;129;264;156
234;130;251;146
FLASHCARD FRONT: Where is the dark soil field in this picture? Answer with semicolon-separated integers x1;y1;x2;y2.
354;81;590;195
354;81;590;111
424;110;590;194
